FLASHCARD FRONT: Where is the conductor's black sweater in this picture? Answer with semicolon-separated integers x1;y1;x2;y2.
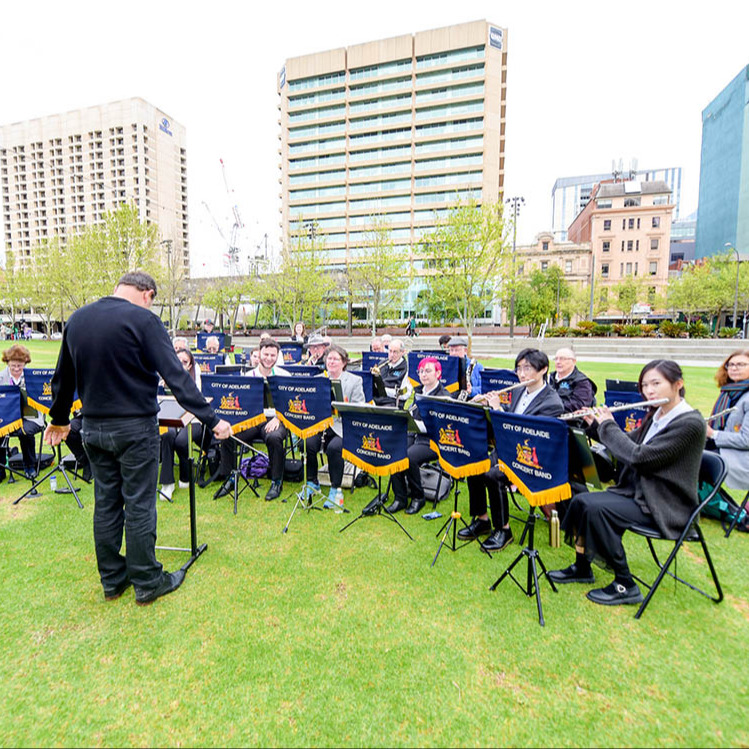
49;296;219;429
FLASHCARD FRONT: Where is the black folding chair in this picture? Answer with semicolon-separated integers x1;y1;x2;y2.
724;488;749;538
629;451;726;619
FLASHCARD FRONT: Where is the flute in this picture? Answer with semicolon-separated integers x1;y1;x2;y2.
705;406;737;424
469;379;537;404
559;398;670;420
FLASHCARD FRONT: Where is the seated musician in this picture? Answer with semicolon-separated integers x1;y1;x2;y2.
448;336;483;399
305;334;329;369
705;350;749;502
205;335;229;365
380;357;451;515
549;347;597;413
303;345;365;509
291;321;307;344
0;344;45;479
249;346;260;369
373;338;408;407
172;336;190;352
438;334;451;353
459;348;564;552
548;359;706;605
213;338;289;501
370;336;384;353
159;348;209;500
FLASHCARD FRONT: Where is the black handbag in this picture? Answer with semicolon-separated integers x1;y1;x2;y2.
420;463;453;503
283;457;304;482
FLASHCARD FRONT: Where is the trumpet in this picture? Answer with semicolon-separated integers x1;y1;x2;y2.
469;379;538;404
371;363;382;376
558;398;670;421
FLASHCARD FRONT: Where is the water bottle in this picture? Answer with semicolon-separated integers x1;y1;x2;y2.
334;488;344;513
549;509;560;547
49;475;57;493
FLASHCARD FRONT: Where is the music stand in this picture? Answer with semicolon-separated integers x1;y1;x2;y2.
13;442;84;508
225;434;261;514
155;405;207;572
281;379;342;533
335;402;414;541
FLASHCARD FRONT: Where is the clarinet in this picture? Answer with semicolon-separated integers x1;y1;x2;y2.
457;358;476;402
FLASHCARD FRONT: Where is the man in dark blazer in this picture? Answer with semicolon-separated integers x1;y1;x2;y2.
459;348;564;551
373;338;408;407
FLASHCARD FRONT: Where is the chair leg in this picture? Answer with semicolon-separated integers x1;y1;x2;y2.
724;489;749;538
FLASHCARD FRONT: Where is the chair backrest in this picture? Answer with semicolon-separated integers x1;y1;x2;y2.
699;451;727;490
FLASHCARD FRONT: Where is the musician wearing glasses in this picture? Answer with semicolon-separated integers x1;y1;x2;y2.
549;347;597;413
459;348;563;552
303;345;365;508
373;338;408;407
447;336;483;399
380;357;452;516
706;350;749;494
548;360;706;606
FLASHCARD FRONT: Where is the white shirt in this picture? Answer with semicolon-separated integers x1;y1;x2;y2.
642;399;692;444
515;384;546;415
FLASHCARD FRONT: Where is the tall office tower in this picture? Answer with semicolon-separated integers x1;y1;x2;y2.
695;65;749;259
278;20;507;313
551;166;682;242
1;98;189;273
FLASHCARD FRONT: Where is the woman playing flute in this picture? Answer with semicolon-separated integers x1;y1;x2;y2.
548;359;706;606
706;349;749;495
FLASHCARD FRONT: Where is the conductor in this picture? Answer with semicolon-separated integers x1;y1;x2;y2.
44;272;233;606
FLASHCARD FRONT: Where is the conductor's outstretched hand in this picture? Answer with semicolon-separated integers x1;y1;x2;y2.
44;424;71;447
213;419;233;440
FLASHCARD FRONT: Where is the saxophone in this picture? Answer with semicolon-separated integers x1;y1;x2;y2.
457;358;476;402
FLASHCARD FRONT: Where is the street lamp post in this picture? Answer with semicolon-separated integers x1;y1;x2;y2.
506;196;524;337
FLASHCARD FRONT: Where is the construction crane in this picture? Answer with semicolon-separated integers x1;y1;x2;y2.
201;158;244;275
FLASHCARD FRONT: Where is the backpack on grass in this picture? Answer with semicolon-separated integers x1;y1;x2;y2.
699;483;749;533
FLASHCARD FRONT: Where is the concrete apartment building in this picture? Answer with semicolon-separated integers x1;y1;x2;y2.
277;20;507;315
1;97;189;272
567;179;674;311
551;166;682;243
695;65;749;259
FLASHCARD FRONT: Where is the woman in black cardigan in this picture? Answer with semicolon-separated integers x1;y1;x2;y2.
548;360;706;606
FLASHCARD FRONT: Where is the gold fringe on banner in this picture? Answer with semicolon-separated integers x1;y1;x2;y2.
408;375;420;388
26;397;50;415
0;418;23;439
72;399;82;413
342;449;409;477
497;460;572;507
159;426;168;436
231;413;267;435
429;440;490;479
276;413;333;440
445;382;460;393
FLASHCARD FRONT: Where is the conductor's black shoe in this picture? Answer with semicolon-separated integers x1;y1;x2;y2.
547;564;595;585
135;570;186;606
265;480;282;501
405;498;426;515
104;579;132;601
458;516;492;539
481;527;514;552
385;497;408;514
362;495;384;516
586;581;643;606
213;476;234;500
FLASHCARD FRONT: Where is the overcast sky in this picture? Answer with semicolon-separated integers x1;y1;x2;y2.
2;0;748;277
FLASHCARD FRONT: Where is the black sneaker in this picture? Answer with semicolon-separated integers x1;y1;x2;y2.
458;516;492;539
481;527;514;552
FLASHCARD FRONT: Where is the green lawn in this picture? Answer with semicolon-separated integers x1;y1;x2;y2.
1;344;747;747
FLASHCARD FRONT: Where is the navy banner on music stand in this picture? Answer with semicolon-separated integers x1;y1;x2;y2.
341;408;409;476
201;374;266;434
490;410;571;507
234;350;250;365
417;395;490;478
285;364;321;377
407;351;461;393
267;375;333;439
481;368;519;408
194;354;224;375
348;369;373;403
24;368;55;414
0;385;23;438
279;342;304;365
605;390;647;433
361;351;388;371
196;332;226;352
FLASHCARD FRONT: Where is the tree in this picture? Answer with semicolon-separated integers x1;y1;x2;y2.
514;266;570;336
348;217;410;334
610;275;646;322
152;239;189;336
264;223;337;331
16;237;66;335
202;278;247;335
0;249;29;334
419;199;511;350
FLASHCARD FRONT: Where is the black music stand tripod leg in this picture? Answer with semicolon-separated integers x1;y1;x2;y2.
13;445;83;508
431;481;475;566
339;475;413;540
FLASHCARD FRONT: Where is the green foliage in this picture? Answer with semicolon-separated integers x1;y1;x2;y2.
622;324;641;337
639;324;657;337
595;323;613;336
718;326;741;338
688;320;711;338
515;265;571;335
420;199;510;347
547;326;569;337
575;321;597;336
612;323;626;335
659;320;687;337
